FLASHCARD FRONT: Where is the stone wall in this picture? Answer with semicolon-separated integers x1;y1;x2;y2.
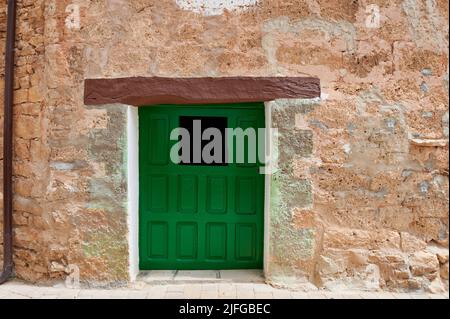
0;0;448;292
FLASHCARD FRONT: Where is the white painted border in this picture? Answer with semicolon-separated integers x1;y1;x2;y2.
263;102;272;277
127;106;139;281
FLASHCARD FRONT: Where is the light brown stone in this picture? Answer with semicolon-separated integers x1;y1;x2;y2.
409;251;440;277
0;0;447;292
27;86;42;103
441;262;449;280
13;89;28;104
14;115;41;139
400;232;427;253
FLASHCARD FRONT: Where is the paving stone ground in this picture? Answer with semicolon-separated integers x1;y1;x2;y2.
0;280;448;299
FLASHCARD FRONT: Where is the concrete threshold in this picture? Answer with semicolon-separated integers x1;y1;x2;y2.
137;269;264;285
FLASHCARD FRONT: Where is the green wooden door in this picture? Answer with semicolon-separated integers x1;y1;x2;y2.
139;103;265;270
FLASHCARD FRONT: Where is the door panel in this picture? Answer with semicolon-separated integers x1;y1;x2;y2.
235;223;257;261
176;222;198;260
148;115;169;165
206;176;228;214
236;176;257;215
205;223;227;261
148;175;169;213
147;222;168;259
139;103;265;270
177;175;198;213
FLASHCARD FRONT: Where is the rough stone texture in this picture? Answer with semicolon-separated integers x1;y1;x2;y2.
84;76;321;105
0;0;448;292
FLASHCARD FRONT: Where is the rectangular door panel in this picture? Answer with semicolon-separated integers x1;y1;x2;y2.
235;176;257;215
148;175;168;213
147;222;169;259
235;118;258;167
176;222;198;260
205;223;227;261
206;176;228;214
177;175;198;213
235;223;257;262
148;115;169;165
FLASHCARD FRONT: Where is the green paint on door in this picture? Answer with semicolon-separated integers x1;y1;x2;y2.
139;103;265;270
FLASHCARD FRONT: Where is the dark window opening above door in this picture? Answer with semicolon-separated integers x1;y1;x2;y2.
179;116;228;166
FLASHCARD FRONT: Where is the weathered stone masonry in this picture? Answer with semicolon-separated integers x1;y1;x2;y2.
1;0;449;292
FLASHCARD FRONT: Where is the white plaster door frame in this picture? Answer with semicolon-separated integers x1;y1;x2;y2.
127;104;272;280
